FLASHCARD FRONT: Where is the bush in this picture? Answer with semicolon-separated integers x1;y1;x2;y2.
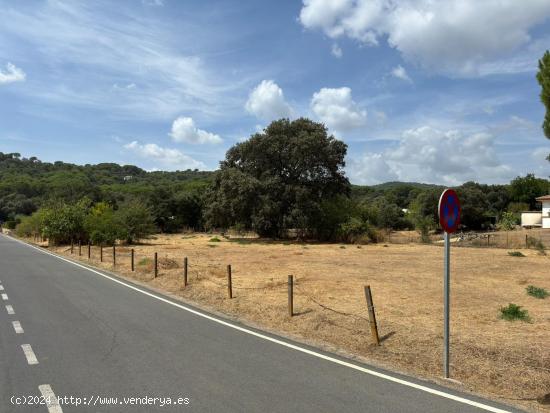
115;201;156;244
499;303;530;321
526;285;549;299
497;211;518;231
507;251;525;257
209;237;221;242
85;202;120;245
526;236;546;255
4;219;19;229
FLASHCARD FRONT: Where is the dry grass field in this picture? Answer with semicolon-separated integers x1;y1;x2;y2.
43;233;550;412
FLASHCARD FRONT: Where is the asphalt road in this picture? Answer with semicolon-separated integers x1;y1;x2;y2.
0;234;521;413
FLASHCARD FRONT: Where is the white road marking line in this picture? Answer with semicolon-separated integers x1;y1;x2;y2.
4;234;510;413
1;293;8;300
21;344;38;365
0;285;4;290
38;384;64;413
6;305;14;314
12;320;24;334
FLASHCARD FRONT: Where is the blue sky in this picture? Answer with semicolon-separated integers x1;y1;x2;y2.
1;0;550;185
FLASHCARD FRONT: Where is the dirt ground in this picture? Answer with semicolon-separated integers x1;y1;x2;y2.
44;233;550;412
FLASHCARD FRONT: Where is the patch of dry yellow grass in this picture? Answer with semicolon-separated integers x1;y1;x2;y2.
46;233;550;412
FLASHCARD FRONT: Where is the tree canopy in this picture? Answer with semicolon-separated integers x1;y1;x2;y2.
537;50;550;146
204;118;350;238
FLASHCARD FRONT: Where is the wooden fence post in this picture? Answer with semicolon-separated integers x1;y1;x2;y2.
364;285;380;345
288;275;294;317
487;234;490;247
154;252;158;278
100;244;103;262
526;234;529;248
227;265;233;299
183;257;188;287
71;240;74;254
131;249;134;271
113;245;116;266
78;240;82;256
88;242;91;259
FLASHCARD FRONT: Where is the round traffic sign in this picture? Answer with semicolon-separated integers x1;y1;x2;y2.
438;189;461;233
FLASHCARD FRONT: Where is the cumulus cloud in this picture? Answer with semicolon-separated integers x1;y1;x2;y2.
299;0;550;76
0;62;26;84
169;116;222;144
391;65;411;82
124;141;205;170
311;87;366;131
348;126;513;185
245;80;292;121
331;43;343;58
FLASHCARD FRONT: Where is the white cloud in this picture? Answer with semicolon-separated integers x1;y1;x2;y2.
142;0;164;5
391;65;411;82
0;3;251;120
311;87;366;131
348;153;398;185
169;116;222;144
331;43;343;58
112;83;136;90
299;0;550;76
348;126;513;185
245;80;292;121
0;62;26;84
124;141;205;170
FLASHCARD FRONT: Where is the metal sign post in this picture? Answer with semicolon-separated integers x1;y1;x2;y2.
438;189;461;379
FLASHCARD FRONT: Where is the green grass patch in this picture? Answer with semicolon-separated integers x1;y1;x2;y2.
339;245;346;249
526;285;549;299
138;257;151;266
507;251;525;257
499;303;530;321
209;237;221;242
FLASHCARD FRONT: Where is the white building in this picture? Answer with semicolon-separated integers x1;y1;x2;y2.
536;195;550;229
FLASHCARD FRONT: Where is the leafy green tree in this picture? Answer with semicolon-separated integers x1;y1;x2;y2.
537;50;550;146
457;183;491;230
204;118;350;238
84;202;120;245
497;211;519;231
508;174;549;210
41;199;89;245
114;201;156;243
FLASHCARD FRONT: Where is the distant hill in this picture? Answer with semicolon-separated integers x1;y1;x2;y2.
370;181;444;191
0;152;214;224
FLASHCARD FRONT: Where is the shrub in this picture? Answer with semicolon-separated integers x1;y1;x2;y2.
499;303;530;321
209;237;221;242
526;236;546;255
115;201;156;244
526;285;549;299
507;251;525;257
497;211;518;231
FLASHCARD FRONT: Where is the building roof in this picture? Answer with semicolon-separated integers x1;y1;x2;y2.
536;195;550;201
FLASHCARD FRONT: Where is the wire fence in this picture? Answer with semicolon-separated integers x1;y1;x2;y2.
56;242;378;333
385;228;550;250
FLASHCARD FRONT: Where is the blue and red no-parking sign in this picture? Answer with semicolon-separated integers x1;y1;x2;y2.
438;189;461;233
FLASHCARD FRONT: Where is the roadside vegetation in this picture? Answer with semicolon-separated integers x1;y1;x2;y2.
1;119;550;244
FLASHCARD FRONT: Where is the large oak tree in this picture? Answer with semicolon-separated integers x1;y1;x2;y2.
204;118;350;238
